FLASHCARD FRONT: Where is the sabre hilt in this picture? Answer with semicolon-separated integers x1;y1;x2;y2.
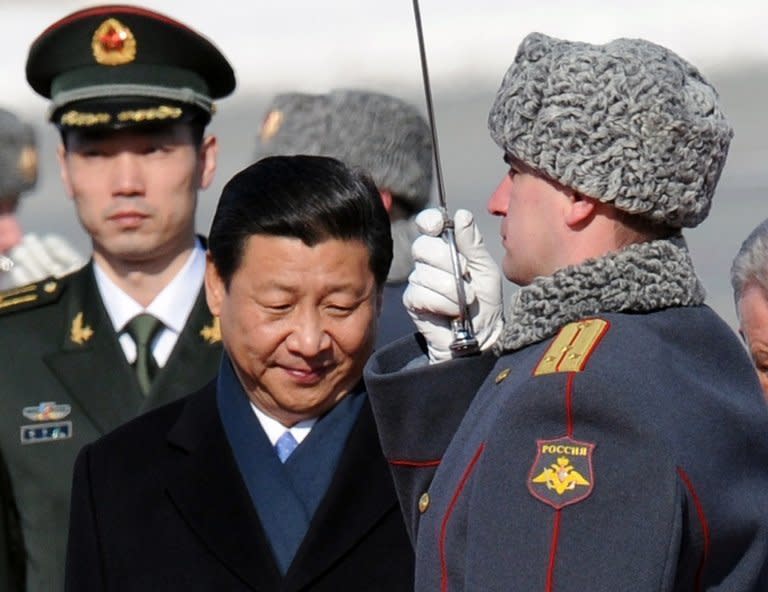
439;209;480;356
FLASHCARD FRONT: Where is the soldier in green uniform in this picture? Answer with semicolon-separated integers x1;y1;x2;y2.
0;5;235;589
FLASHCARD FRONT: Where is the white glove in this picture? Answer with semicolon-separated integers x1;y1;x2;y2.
4;233;85;287
404;208;503;363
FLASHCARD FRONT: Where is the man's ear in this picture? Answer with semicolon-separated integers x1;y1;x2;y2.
564;192;596;228
204;252;224;316
379;189;393;214
56;143;75;199
198;135;218;190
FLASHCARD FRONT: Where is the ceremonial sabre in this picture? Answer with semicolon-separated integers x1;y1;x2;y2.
411;0;479;356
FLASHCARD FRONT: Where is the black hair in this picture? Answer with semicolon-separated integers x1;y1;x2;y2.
209;155;393;288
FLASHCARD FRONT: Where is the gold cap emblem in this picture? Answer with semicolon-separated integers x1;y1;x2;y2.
259;110;284;142
17;146;38;185
92;18;137;66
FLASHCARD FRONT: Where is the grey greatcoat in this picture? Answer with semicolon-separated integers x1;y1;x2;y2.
0;263;222;590
365;238;768;591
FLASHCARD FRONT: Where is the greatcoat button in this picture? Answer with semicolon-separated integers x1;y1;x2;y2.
418;492;430;513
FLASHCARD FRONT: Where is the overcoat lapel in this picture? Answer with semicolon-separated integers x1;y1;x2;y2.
165;386;282;591
284;401;400;591
143;290;221;411
43;264;144;433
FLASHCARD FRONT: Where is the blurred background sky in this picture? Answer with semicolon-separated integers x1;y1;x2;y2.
2;0;766;330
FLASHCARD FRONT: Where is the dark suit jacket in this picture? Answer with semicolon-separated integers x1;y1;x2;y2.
65;382;414;591
0;263;222;591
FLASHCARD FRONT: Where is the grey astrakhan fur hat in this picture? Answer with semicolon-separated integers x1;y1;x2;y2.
0;108;37;200
488;33;733;229
256;89;433;212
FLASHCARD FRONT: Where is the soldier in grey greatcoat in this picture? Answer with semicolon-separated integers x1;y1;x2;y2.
364;33;768;591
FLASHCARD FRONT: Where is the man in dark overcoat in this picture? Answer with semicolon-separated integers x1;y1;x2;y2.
0;6;234;588
65;156;414;591
364;33;768;590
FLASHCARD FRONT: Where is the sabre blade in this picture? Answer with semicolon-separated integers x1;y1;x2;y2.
411;0;447;210
411;0;479;356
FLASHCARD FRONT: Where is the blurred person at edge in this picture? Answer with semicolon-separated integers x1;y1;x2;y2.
0;107;83;291
0;5;234;589
256;90;433;348
731;218;768;399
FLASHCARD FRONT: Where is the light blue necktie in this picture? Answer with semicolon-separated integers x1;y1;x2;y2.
275;431;298;463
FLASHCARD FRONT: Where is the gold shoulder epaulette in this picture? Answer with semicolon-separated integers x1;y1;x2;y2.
534;318;610;376
0;278;64;316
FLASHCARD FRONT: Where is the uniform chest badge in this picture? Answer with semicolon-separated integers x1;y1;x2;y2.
528;437;595;509
20;422;72;445
23;401;71;422
20;402;73;444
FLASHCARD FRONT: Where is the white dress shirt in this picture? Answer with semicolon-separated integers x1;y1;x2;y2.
251;402;316;446
94;241;206;367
